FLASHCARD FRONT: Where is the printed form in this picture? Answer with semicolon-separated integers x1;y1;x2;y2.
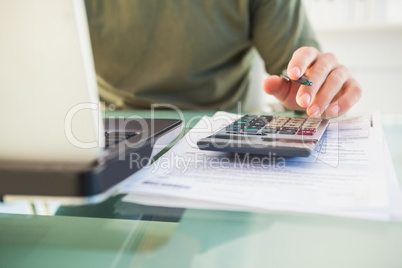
120;112;402;220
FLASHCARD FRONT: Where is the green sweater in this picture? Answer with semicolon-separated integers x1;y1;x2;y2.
85;0;319;110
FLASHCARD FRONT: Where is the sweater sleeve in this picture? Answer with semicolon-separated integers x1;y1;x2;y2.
250;0;320;75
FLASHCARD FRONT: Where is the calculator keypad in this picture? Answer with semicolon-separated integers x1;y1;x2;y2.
225;115;324;136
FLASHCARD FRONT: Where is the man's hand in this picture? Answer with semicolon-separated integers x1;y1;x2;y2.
263;46;362;117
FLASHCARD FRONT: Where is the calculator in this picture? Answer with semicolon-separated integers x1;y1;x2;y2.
197;115;330;157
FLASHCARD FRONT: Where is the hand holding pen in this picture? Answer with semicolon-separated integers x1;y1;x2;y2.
263;46;362;118
280;70;313;86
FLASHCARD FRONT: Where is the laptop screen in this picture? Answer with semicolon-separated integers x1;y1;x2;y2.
0;0;104;169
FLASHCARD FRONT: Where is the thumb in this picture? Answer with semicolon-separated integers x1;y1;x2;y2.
263;75;302;110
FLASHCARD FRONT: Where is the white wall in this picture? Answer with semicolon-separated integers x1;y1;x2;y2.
304;0;402;114
316;26;402;114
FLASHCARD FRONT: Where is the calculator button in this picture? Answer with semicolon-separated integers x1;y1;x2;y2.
300;128;316;132
279;131;296;135
260;116;273;122
279;127;298;135
297;128;316;135
262;128;278;134
241;115;255;120
303;123;319;128
243;128;260;134
248;121;265;127
285;123;303;127
281;127;298;131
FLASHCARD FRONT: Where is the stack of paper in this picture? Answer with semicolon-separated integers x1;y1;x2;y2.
119;112;402;221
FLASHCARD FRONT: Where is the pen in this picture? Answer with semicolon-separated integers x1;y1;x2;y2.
280;70;313;86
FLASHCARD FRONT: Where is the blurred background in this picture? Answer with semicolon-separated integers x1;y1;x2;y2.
247;0;402;115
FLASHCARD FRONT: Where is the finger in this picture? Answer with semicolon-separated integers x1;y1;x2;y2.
296;52;339;108
263;75;289;102
306;64;350;118
327;79;362;116
263;75;301;110
287;46;320;80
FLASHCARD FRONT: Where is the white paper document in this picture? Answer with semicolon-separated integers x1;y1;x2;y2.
119;112;402;220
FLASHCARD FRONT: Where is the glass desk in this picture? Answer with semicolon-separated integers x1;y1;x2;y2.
1;111;402;268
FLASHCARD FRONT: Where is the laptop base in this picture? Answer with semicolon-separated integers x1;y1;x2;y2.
0;118;182;204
